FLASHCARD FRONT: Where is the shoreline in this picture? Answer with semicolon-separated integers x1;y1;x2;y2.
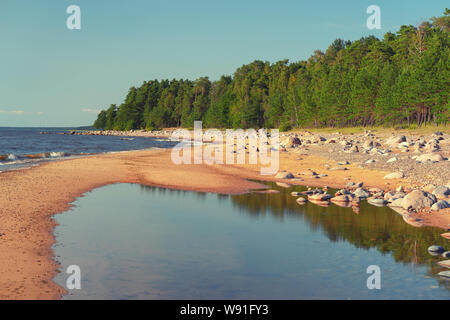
0;143;448;299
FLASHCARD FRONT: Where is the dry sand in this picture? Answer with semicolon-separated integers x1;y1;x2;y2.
0;147;448;299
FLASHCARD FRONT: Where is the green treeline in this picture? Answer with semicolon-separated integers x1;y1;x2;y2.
94;10;449;131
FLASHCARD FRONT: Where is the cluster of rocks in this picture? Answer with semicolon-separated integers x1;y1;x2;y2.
40;129;173;137
427;245;450;280
278;165;450;215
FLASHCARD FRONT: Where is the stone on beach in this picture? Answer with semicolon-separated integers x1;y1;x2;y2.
415;153;445;163
386;157;398;163
275;171;294;179
432;186;450;199
353;188;369;199
308;193;332;201
296;197;307;205
384;172;404;179
402;190;437;211
431;200;450;211
368;198;386;206
331;194;353;202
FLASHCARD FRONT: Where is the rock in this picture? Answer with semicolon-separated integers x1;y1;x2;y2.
287;137;302;148
416;153;445;162
368;198;386;206
442;252;450;259
331;195;353;202
403;190;437;211
423;184;437;193
300;170;318;176
387;157;398;163
386;135;406;145
365;159;376;164
254;189;280;194
329;167;348;171
308;193;332;201
369;187;383;194
438;260;450;268
428;245;445;254
384;172;404;179
437;271;450;279
441;233;450;240
349;145;359;153
432;186;450;199
275;171;294;179
291;192;303;196
353;188;369;199
431;200;450;211
276;182;292;188
296;197;307;205
337;161;350;165
389;197;405;207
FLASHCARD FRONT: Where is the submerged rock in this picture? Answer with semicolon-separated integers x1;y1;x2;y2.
296;197;307;205
438;260;450;268
428;245;445;254
437;271;450;279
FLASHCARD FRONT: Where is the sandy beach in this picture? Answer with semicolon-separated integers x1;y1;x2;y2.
0;138;449;299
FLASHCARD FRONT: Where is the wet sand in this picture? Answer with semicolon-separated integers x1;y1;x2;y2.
0;147;448;299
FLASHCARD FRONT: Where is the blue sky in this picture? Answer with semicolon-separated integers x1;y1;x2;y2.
0;0;447;127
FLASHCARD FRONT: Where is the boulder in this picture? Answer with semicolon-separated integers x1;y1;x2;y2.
428;245;445;254
437;271;450;279
353;188;369;199
402;190;437;211
331;194;353;202
368;198;386;206
275;171;294;179
416;153;445;162
308;193;332;201
389;197;405;207
384;172;404;179
296;197;307;205
386;135;406;146
432;186;450;199
287;137;301;148
431;200;450;211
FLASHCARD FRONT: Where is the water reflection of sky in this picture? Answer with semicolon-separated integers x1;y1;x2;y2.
53;182;450;300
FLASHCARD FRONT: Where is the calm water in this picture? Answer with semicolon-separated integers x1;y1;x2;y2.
53;182;450;300
0;127;175;171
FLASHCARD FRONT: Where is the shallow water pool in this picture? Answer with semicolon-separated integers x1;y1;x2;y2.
53;182;450;299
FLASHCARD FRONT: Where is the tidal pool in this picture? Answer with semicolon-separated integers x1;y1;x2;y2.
53;182;450;299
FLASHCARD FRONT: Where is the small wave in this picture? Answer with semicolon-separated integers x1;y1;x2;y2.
49;152;66;158
7;154;17;160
